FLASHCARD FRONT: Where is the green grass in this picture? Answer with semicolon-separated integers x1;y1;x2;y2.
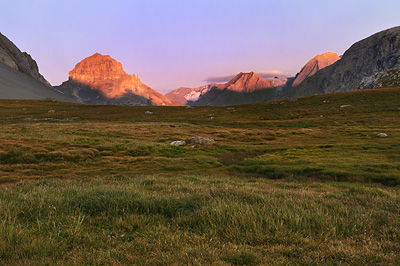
0;87;399;264
0;176;399;265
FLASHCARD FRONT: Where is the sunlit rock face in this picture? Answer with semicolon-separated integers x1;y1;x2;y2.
220;72;273;93
292;52;341;87
70;53;128;86
59;53;179;106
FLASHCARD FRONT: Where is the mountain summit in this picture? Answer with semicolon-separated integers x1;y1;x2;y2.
284;26;400;99
58;53;179;106
223;72;277;93
292;52;340;87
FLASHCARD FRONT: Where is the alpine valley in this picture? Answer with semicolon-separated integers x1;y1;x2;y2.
1;25;400;265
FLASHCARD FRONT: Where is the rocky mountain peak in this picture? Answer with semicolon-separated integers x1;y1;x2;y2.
225;71;271;93
58;53;179;106
0;32;51;86
292;52;340;87
69;53;140;85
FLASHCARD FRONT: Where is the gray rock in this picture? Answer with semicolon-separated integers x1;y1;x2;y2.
0;32;51;86
170;140;186;146
377;133;388;138
185;136;215;146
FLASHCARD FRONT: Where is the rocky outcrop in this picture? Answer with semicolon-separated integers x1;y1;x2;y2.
57;53;180;106
185;136;215;146
292;52;340;87
192;72;289;106
0;32;51;86
170;137;215;146
283;26;400;99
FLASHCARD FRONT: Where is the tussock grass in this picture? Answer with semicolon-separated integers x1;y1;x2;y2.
0;87;399;264
0;176;399;265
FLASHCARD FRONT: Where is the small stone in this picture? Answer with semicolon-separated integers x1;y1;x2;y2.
377;133;388;138
170;140;186;146
144;111;153;114
340;105;352;108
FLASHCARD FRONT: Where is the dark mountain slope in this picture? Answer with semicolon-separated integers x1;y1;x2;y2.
283;26;400;99
0;62;74;101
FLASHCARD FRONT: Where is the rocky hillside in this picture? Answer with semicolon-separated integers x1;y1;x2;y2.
0;32;50;86
283;26;400;99
292;52;340;87
192;72;289;106
57;53;180;106
0;33;75;102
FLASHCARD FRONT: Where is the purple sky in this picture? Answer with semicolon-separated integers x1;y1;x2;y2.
1;0;399;94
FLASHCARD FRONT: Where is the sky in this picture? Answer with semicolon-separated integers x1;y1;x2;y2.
1;0;400;94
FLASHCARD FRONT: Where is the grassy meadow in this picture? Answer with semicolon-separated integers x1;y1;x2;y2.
0;87;399;265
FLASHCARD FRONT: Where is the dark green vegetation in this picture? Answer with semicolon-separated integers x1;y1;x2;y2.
0;87;400;264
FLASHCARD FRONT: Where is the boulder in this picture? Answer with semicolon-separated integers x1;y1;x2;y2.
170;140;186;146
185;136;215;146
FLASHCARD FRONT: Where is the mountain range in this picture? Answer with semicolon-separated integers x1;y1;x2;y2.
189;72;289;106
0;26;399;105
165;52;337;106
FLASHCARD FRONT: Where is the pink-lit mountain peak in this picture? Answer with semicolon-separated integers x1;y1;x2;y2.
61;53;179;106
292;52;341;87
69;53;139;84
225;71;272;93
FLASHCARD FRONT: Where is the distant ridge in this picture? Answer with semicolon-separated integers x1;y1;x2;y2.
165;84;218;105
191;72;289;106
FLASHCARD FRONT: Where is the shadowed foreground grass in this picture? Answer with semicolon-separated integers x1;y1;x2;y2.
0;176;399;265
